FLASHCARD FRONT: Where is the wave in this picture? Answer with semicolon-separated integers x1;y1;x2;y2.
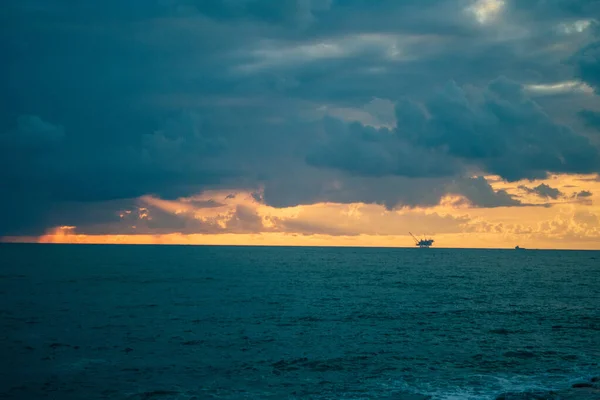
378;373;599;400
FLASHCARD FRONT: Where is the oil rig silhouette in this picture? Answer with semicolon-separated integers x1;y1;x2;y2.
409;232;434;248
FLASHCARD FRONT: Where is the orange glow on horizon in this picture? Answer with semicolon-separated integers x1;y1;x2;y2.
3;225;600;251
2;174;599;251
2;232;599;250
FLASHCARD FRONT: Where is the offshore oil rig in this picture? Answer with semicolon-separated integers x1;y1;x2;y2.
409;232;434;248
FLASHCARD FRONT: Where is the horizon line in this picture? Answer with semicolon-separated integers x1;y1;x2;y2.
1;241;599;251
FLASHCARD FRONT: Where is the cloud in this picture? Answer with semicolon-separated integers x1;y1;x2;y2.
519;183;564;199
570;18;600;93
474;218;599;241
56;189;473;238
0;112;237;235
447;176;526;207
308;77;600;182
569;189;593;205
400;77;600;181
525;80;594;96
2;0;600;237
573;41;600;93
188;0;334;28
510;1;600;19
305;117;462;178
575;190;593;198
579;109;600;130
0;115;65;148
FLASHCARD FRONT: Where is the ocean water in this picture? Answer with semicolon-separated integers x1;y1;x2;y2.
1;244;599;399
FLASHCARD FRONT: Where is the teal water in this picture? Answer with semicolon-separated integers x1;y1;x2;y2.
1;244;599;399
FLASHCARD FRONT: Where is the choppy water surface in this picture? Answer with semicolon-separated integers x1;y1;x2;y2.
1;244;599;399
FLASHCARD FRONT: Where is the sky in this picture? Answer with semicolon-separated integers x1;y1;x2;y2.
1;0;600;249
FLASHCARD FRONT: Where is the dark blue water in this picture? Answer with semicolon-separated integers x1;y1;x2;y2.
1;244;599;399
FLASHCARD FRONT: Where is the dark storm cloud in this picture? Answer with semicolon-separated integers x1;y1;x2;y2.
519;183;564;199
1;0;600;236
196;0;334;27
0;115;65;147
579;110;600;130
309;77;600;181
262;171;526;210
228;0;596;104
575;190;593;198
509;0;600;19
406;78;600;181
1;112;233;202
0;112;234;234
447;176;526;208
569;17;599;94
573;40;600;93
305;117;462;178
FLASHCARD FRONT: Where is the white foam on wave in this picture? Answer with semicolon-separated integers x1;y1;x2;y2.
380;372;588;400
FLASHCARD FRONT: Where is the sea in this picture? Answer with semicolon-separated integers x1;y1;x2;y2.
1;244;599;399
